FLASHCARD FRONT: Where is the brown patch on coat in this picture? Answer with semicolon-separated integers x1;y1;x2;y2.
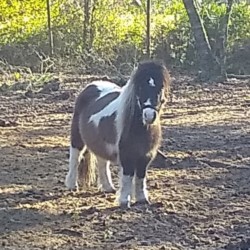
74;85;101;115
98;113;117;144
119;120;162;160
71;85;101;149
71;112;84;149
89;92;120;115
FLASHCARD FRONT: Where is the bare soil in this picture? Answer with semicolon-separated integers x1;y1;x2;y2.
0;74;249;250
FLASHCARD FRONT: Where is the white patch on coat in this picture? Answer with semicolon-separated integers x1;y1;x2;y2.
117;169;133;206
88;98;119;127
143;98;152;106
65;146;82;190
142;99;157;124
93;80;120;99
89;79;130;135
142;107;156;125
96;157;115;192
148;77;155;87
134;175;148;202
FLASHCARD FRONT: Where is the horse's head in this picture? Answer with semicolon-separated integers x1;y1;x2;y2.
132;60;170;125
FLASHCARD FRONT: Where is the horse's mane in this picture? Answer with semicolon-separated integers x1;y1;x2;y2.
116;60;170;141
116;75;137;141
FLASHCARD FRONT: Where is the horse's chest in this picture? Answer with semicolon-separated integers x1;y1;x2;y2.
122;124;161;157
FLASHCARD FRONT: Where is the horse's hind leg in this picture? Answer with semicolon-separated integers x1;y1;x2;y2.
65;112;85;191
65;145;86;190
96;157;116;193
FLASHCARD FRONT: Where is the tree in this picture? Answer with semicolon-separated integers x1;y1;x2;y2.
216;0;234;77
182;0;222;80
83;0;91;51
182;0;234;81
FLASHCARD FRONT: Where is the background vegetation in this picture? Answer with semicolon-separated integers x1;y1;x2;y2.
0;0;249;75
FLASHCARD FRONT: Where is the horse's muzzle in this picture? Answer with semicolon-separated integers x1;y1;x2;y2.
142;107;157;125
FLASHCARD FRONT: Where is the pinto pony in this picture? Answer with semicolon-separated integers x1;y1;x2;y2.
65;60;170;208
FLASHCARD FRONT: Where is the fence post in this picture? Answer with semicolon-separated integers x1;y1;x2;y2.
146;0;151;58
46;0;54;56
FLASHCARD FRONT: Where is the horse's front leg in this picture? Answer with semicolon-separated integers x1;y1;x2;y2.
117;161;135;208
134;157;152;205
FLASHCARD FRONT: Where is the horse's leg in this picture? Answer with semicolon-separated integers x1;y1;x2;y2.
117;158;135;208
65;145;86;190
134;157;152;204
96;157;116;193
65;112;85;191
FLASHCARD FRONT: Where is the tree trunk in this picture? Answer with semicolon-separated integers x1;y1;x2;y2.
46;0;54;56
83;0;91;52
146;0;151;58
182;0;222;81
89;0;98;50
217;0;234;77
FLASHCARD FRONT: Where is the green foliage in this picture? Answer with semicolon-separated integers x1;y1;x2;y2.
199;0;250;73
0;0;46;44
229;2;250;44
92;0;145;56
152;0;192;66
0;0;249;74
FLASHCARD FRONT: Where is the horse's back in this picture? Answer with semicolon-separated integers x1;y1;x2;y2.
74;81;119;114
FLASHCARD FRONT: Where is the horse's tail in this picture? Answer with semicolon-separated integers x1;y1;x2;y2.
78;149;97;188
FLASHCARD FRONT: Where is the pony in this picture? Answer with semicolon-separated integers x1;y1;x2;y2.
65;60;170;208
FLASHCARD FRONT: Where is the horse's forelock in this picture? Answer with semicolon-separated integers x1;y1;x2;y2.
131;60;170;90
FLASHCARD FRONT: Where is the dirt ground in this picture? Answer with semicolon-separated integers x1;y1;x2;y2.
0;73;249;250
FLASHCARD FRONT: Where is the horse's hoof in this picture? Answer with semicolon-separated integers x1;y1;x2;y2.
65;181;79;191
68;186;79;192
106;189;116;194
119;201;131;209
99;186;116;194
134;199;150;206
65;175;79;191
104;187;116;194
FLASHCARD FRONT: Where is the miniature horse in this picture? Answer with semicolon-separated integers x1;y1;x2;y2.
65;60;170;208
